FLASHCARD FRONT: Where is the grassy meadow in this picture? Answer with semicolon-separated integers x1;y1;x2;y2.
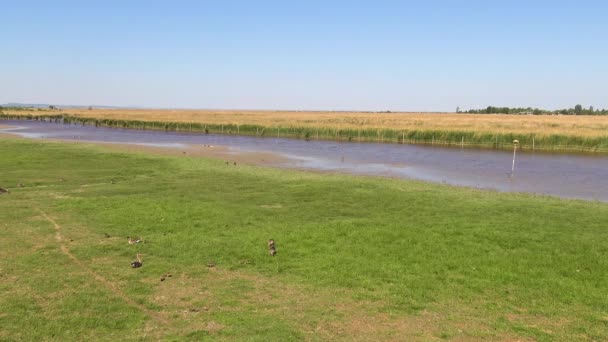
3;108;608;152
1;136;608;341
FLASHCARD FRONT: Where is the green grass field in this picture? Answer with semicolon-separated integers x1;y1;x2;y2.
1;137;607;341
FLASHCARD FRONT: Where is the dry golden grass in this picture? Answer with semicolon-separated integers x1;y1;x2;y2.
7;108;608;138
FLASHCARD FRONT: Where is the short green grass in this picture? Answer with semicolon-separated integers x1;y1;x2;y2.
0;137;607;341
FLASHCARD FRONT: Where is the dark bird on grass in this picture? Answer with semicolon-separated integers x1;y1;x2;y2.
17;183;24;188
131;254;143;268
103;233;111;238
0;187;8;195
127;236;143;244
207;262;216;268
111;179;116;184
60;178;66;182
268;239;277;256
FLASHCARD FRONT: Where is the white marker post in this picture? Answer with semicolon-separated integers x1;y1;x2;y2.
511;140;519;176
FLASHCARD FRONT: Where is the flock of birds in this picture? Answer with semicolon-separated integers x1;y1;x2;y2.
109;234;277;271
125;238;277;269
122;237;278;271
124;238;277;270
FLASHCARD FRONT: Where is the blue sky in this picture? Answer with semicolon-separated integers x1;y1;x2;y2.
1;1;606;111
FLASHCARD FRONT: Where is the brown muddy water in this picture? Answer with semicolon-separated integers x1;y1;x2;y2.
2;119;607;202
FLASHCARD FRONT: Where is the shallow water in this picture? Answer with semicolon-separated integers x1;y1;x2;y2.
2;119;607;202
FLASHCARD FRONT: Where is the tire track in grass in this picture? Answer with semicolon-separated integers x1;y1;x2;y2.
36;208;169;325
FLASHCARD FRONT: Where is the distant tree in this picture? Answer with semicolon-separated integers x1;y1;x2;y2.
456;106;460;113
88;106;93;110
589;106;594;112
574;104;582;114
48;105;55;110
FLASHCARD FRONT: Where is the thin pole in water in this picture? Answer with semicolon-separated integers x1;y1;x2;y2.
511;140;519;176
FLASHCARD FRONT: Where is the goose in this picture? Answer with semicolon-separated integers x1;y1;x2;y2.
268;239;277;256
127;236;143;244
131;254;143;268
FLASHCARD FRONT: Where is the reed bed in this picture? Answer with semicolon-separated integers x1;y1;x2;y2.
2;110;608;153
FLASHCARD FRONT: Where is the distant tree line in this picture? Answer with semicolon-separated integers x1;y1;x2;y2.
462;105;607;115
0;106;56;112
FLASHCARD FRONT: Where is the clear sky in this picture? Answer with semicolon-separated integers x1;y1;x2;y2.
2;0;607;111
